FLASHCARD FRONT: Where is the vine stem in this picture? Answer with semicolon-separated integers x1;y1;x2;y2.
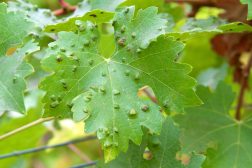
0;136;96;159
58;0;71;8
235;50;252;120
0;117;54;141
54;0;76;16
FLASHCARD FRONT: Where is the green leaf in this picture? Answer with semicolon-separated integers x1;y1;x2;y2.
240;0;252;20
8;0;56;29
122;0;185;23
120;0;182;32
76;0;125;13
187;154;206;168
44;10;114;33
44;0;125;33
169;17;252;76
40;7;200;161
175;82;252;168
101;117;205;167
218;22;252;32
169;17;252;40
0;41;39;113
146;118;205;168
0;3;34;56
121;0;164;11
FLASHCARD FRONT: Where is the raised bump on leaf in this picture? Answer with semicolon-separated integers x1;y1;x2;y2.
128;109;137;116
141;105;149;112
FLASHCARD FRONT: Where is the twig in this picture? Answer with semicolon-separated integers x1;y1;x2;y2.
235;50;252;120
67;144;92;162
53;0;76;16
59;0;71;8
232;104;252;110
0;136;96;159
71;161;97;168
0;117;54;141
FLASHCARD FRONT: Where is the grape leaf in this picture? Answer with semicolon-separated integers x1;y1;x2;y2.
44;0;125;33
121;0;181;32
168;17;252;40
180;17;226;32
101;117;205;168
44;10;113;33
40;6;200;161
122;0;185;23
218;22;252;32
240;0;252;20
0;41;39;113
0;3;34;56
121;0;164;11
170;17;252;76
8;0;56;29
75;0;125;14
187;155;206;168
175;82;252;168
122;0;184;24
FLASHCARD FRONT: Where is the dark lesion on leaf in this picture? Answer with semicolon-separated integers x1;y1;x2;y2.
89;14;97;18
